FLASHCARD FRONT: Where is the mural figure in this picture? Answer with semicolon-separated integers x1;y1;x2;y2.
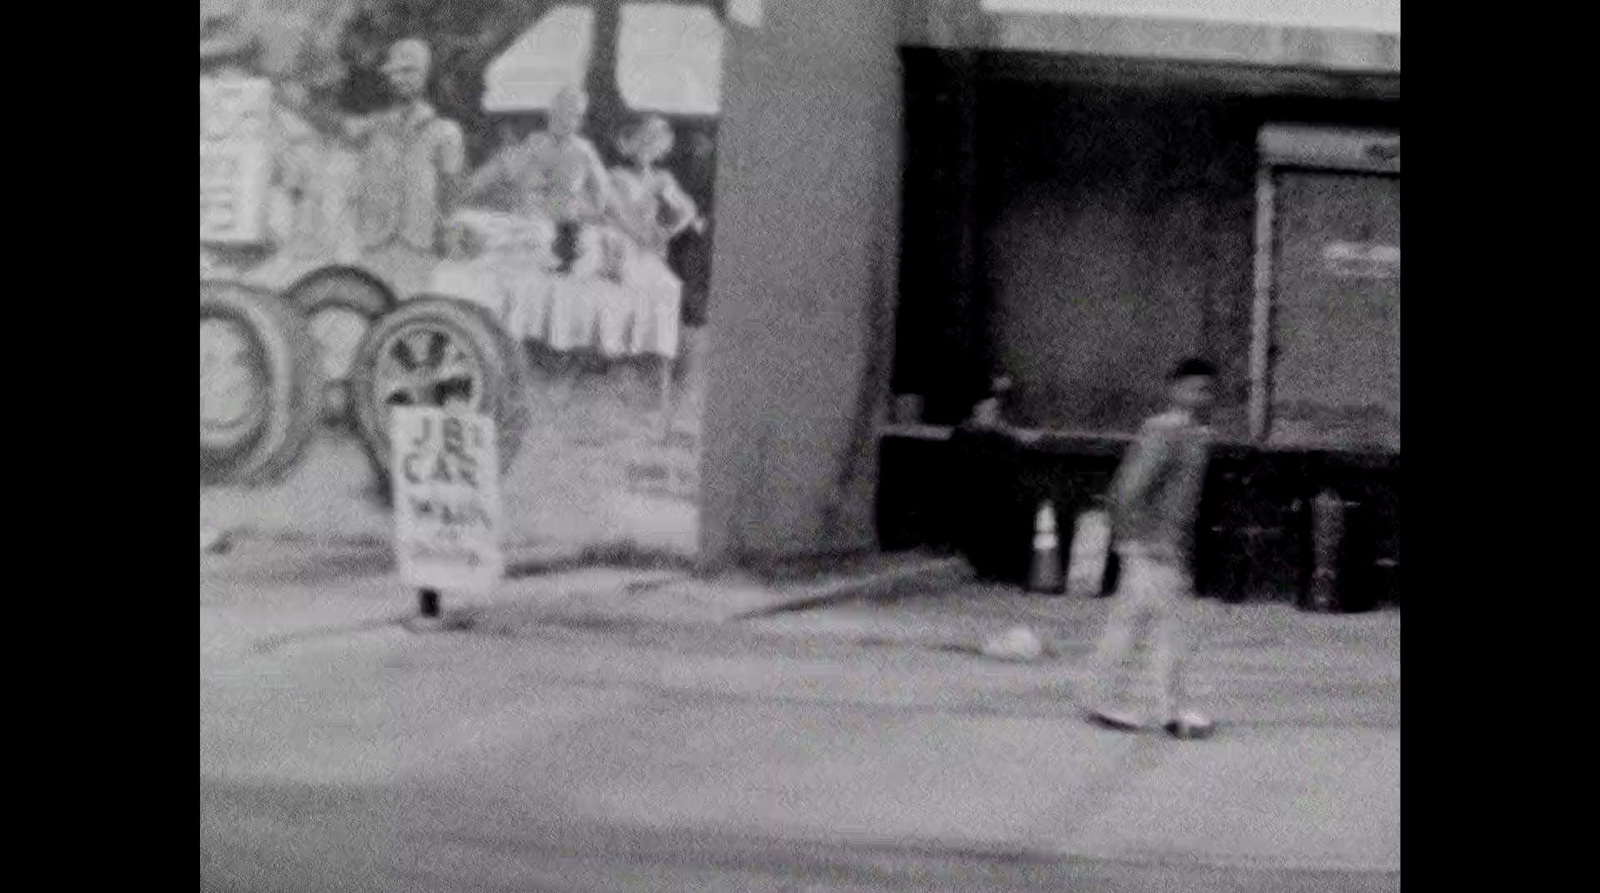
433;84;690;418
606;114;702;264
343;38;466;298
461;85;612;273
603;113;703;413
201;30;326;263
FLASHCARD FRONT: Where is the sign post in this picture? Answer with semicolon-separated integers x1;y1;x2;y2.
390;407;505;624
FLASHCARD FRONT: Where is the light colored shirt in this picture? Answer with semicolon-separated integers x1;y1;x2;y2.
466;132;612;223
265;104;343;253
348;102;465;253
1109;409;1212;564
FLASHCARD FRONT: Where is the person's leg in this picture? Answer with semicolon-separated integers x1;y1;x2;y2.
653;354;675;442
547;351;579;407
1149;561;1211;736
677;325;705;409
1084;554;1154;723
1149;565;1188;722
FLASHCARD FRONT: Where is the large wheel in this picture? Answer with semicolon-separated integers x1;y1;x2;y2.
283;266;397;427
200;281;324;486
347;296;530;487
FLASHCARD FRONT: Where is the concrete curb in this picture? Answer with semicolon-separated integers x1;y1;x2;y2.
730;555;975;620
1032;845;1402;875
224;556;975;646
788;834;1402;877
201;527;596;568
498;815;1401;878
221;554;973;640
251;613;414;654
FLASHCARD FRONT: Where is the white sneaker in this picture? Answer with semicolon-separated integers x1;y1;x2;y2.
1164;711;1215;740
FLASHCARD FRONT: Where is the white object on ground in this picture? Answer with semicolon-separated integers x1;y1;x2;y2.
1068;509;1112;595
981;625;1045;662
1167;710;1216;739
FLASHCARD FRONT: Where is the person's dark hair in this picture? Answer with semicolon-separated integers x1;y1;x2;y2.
1170;357;1218;381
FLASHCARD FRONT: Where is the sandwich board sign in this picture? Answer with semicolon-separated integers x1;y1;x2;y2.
391;407;505;592
199;75;272;244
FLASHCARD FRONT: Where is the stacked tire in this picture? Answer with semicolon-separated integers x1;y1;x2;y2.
346;296;531;500
282;266;395;428
201;283;531;497
200;281;324;487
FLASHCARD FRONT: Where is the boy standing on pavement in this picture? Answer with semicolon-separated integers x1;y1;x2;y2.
1083;358;1218;740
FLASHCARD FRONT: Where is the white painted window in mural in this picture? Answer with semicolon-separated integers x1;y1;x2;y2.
484;4;723;114
979;0;1401;34
618;4;724;115
483;5;596;112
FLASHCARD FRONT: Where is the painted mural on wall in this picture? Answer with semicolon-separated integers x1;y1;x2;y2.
200;1;726;561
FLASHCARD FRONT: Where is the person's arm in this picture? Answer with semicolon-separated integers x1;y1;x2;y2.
588;152;618;223
656;173;700;238
462;148;509;205
435;123;467;217
1108;427;1171;527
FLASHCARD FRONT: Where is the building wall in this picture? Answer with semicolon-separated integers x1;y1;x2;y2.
969;79;1398;435
906;0;1400;72
977;82;1252;433
979;0;1400;35
699;0;906;564
689;0;1402;563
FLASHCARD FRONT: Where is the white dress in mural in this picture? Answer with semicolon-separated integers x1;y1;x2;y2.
431;133;686;361
598;164;694;359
